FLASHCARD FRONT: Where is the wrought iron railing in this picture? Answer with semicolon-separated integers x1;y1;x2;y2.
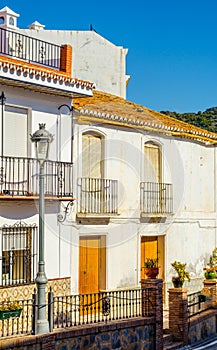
50;287;152;329
0;27;61;69
0;156;73;197
77;177;118;214
0;286;154;338
187;291;211;318
0;298;33;337
140;182;173;214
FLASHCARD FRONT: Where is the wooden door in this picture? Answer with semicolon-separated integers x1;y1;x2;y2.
79;236;106;294
140;236;164;280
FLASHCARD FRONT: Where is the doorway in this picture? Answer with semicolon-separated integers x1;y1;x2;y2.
140;235;164;280
79;235;106;294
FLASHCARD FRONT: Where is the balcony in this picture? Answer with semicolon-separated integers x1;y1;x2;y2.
0;27;61;69
0;156;73;200
140;182;173;217
77;177;118;217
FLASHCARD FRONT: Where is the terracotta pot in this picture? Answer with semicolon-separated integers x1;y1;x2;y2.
144;267;159;279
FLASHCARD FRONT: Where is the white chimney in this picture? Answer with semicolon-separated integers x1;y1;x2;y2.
28;21;45;31
0;6;19;29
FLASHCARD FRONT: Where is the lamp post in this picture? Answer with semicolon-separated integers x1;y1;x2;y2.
31;123;53;334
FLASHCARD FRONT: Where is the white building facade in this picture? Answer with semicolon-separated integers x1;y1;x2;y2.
0;7;217;304
71;92;217;300
19;14;129;99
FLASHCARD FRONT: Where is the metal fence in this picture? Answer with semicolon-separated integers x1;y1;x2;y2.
0;287;154;338
50;287;152;329
0;298;33;337
0;27;61;69
0;156;73;198
187;291;212;318
77;177;118;214
140;182;173;214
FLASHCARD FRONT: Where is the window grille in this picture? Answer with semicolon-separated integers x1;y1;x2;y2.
1;221;37;286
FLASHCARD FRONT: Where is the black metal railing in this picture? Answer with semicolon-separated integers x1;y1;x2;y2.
140;182;173;214
187;291;212;318
0;156;73;197
0;298;33;337
0;27;61;69
50;287;150;329
1;222;38;287
77;177;118;214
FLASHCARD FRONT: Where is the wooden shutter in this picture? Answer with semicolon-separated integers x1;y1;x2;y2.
4;107;28;157
144;143;161;183
82;133;102;178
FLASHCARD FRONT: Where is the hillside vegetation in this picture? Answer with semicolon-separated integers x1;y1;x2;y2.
160;107;217;133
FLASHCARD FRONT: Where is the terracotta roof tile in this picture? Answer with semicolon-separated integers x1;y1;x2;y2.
74;91;217;144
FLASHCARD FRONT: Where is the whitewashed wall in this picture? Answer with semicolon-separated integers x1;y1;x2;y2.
1;85;217;296
69;121;217;293
21;29;129;99
0;86;73;281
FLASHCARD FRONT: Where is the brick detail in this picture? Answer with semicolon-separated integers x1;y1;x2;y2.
168;288;188;344
60;44;72;76
141;278;163;350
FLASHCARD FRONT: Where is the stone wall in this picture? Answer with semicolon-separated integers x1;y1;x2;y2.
0;318;155;350
168;285;217;346
188;309;217;345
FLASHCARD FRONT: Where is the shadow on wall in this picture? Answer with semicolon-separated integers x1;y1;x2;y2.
0;200;60;219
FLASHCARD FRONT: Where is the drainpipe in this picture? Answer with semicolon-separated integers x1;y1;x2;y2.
0;92;6;195
0;92;6;158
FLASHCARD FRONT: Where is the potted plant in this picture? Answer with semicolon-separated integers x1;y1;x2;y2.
171;261;190;288
204;266;217;279
0;300;22;320
143;258;159;279
203;248;217;279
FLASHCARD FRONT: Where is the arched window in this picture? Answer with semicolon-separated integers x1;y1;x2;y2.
0;17;4;25
9;17;14;26
144;141;162;183
82;131;104;178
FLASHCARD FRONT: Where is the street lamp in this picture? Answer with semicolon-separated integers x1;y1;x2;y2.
30;123;53;334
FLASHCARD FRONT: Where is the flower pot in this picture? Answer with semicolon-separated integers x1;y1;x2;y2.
205;271;216;279
172;277;183;288
0;309;22;320
144;267;159;279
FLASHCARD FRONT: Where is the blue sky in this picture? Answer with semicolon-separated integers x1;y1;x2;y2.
1;0;217;113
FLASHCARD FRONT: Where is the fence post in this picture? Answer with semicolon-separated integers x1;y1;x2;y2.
203;279;217;307
32;288;37;335
141;278;163;350
168;288;188;344
48;286;54;332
